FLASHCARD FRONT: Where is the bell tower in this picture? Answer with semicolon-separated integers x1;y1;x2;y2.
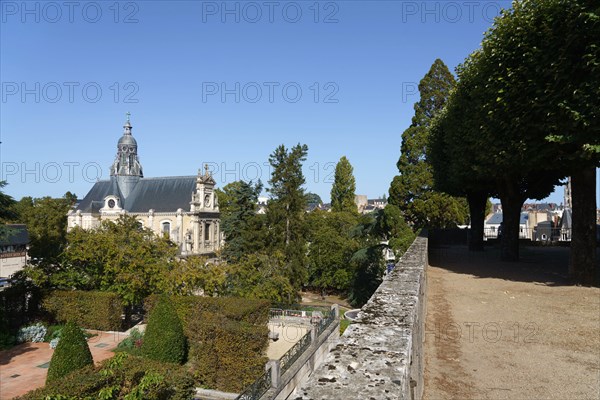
110;113;143;199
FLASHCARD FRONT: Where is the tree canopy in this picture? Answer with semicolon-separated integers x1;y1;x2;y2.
429;0;598;272
389;59;468;230
330;156;357;213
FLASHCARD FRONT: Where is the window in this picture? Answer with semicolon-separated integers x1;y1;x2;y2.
162;222;171;238
205;223;211;241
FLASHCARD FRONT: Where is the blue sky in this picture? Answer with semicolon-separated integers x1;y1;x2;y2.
0;0;592;205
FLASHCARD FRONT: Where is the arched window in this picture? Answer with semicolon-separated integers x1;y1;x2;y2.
162;221;171;239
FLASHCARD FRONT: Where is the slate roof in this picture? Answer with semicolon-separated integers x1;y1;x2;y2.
75;176;197;213
0;224;29;246
560;209;572;230
485;212;529;225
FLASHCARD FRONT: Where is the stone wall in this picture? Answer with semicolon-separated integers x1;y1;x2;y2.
295;233;428;400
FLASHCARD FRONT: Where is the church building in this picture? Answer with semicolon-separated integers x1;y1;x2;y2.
67;115;221;256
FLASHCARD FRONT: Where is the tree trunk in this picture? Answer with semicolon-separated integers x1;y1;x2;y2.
499;181;524;262
569;166;598;285
467;191;487;252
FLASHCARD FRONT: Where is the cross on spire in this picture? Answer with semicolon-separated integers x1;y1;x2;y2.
126;111;131;122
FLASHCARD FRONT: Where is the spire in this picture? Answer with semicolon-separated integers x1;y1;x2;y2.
123;112;132;134
110;114;143;178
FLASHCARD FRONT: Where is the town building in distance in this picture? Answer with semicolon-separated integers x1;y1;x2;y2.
0;225;29;289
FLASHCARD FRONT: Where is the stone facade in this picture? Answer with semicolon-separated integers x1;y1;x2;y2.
67;116;221;256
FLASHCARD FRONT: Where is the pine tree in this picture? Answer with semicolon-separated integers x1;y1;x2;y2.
266;144;309;289
46;321;93;383
331;156;357;213
220;180;263;262
389;59;468;229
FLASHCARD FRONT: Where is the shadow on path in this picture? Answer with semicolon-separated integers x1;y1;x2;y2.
0;342;38;366
429;245;600;286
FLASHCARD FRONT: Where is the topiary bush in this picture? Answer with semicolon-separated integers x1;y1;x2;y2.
46;321;93;384
141;295;186;364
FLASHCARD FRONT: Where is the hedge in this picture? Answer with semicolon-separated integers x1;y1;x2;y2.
141;295;186;364
188;312;268;392
144;295;270;328
43;291;123;331
144;295;270;392
46;321;93;384
19;353;194;400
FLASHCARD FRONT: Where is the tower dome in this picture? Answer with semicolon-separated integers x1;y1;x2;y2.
110;113;143;178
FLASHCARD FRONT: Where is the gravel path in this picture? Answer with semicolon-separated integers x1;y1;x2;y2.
424;246;600;400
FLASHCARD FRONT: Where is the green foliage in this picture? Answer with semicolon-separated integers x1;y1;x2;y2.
375;205;416;256
266;143;309;289
0;181;17;231
188;312;268;392
48;215;201;306
305;192;323;206
46;321;93;384
220;180;263;262
224;252;297;304
43;291;123;331
306;210;361;292
8;193;75;263
330;157;357;213
115;328;144;356
0;274;43;340
389;59;468;230
143;294;271;329
143;295;269;393
21;353;194;400
141;295;186;364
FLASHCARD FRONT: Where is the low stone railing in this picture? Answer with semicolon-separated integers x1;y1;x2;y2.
297;233;428;400
236;305;340;400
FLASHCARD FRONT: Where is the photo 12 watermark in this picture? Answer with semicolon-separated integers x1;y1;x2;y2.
1;82;140;104
1;1;140;24
201;82;339;104
203;161;336;184
426;321;540;344
1;162;104;185
400;1;505;24
201;1;339;24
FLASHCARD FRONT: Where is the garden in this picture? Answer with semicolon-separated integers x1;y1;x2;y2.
1;283;271;399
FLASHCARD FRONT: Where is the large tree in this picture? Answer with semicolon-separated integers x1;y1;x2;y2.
428;81;497;252
266;144;309;288
0;181;16;239
219;180;263;262
306;210;360;293
10;193;76;262
446;0;597;269
330;156;357;213
389;59;468;230
51;215;201;305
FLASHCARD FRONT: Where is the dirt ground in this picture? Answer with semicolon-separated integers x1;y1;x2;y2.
424;246;600;400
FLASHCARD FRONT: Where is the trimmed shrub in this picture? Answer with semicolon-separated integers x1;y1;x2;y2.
43;291;123;331
141;295;186;364
144;295;270;329
144;295;270;392
46;321;93;384
188;312;268;392
19;354;194;400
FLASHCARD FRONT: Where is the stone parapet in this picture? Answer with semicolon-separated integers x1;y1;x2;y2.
295;234;428;400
